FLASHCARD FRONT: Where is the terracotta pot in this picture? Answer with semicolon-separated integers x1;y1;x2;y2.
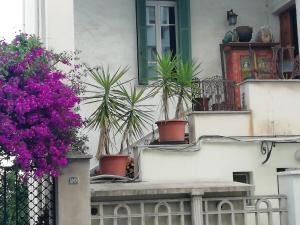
100;155;128;176
156;119;187;143
235;26;253;42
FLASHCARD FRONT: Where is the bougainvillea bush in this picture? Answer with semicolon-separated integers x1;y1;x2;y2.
0;34;82;177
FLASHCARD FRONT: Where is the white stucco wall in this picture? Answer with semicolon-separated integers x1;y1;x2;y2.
136;142;300;195
24;0;75;52
74;0;274;78
74;0;139;162
74;0;276;165
190;0;271;77
240;80;300;136
188;111;252;142
44;0;75;52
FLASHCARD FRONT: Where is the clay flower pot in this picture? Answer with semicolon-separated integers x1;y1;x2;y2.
100;155;128;176
155;119;187;143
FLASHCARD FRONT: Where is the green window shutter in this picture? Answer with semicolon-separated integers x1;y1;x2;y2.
136;0;148;85
177;0;191;63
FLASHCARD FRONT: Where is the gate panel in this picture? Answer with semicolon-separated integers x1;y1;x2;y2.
0;155;56;225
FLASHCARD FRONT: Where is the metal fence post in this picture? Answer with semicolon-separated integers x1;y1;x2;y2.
279;196;288;225
191;190;204;225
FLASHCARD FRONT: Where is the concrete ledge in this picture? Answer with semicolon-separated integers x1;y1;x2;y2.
66;152;93;159
137;144;200;152
90;180;253;198
188;111;250;116
278;170;300;176
239;79;300;85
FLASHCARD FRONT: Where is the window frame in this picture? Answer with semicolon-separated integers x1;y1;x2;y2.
233;171;254;206
146;1;178;63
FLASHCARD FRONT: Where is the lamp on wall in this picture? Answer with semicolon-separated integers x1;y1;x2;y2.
227;9;238;26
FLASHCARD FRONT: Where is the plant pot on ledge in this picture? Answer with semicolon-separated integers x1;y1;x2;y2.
100;155;128;176
156;119;187;144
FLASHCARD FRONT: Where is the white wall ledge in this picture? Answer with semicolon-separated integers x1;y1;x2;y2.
277;170;300;176
67;152;93;159
239;79;300;85
188;111;251;116
90;180;253;198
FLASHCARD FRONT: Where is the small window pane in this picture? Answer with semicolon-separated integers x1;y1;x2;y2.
160;6;175;25
147;26;156;47
161;26;176;55
147;63;157;78
146;6;156;25
147;46;157;62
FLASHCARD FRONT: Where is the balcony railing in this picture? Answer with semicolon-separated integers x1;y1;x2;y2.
192;76;238;111
91;195;288;225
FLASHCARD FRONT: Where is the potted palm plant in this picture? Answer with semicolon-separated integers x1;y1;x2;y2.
174;58;201;119
83;65;153;176
153;53;200;143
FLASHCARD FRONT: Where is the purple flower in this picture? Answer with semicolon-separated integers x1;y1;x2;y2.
0;33;82;178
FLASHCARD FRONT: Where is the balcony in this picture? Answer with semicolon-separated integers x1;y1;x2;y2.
192;76;238;112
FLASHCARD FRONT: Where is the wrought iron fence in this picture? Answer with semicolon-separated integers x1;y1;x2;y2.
202;195;287;225
91;195;288;225
0;154;56;225
192;76;238;111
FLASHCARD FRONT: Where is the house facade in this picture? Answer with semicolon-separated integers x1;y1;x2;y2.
17;0;300;225
22;0;300;163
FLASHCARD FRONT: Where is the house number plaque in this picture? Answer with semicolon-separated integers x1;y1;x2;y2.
68;176;79;185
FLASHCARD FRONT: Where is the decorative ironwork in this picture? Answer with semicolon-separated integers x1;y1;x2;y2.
91;198;192;225
91;195;288;225
261;141;276;164
272;46;296;79
192;76;237;111
202;195;288;225
0;153;56;225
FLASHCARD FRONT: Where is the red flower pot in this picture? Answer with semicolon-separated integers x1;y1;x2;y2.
100;155;128;176
155;119;187;143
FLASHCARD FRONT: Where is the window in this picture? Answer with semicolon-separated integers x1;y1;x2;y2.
233;172;253;205
136;0;191;84
146;1;177;78
233;172;252;184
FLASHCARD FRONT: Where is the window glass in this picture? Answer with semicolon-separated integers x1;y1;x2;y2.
147;6;156;25
145;2;177;77
160;6;175;25
161;25;176;54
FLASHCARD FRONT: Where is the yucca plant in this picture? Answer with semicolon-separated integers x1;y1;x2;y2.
83;65;128;159
174;59;201;119
152;52;177;120
117;85;155;153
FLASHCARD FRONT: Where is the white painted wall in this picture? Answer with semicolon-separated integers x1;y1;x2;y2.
43;0;75;52
23;0;38;36
190;0;271;78
188;111;252;142
240;80;300;136
136;142;300;195
23;0;74;51
278;170;300;225
74;0;276;165
74;0;274;78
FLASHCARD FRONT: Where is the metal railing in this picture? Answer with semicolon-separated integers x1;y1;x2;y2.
202;195;288;225
192;76;238;111
91;195;288;225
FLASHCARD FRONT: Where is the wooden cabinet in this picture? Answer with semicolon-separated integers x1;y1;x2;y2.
220;42;279;108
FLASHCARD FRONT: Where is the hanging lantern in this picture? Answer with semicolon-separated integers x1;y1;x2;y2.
227;9;238;26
